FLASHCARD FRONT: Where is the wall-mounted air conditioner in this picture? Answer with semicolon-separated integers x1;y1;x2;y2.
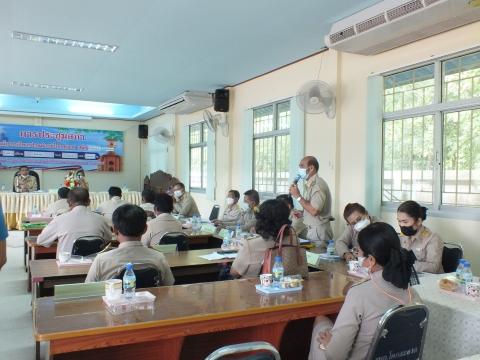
325;0;480;55
158;91;212;114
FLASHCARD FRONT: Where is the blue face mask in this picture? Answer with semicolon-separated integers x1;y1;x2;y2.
297;168;307;180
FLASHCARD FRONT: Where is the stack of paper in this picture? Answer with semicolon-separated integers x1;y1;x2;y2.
198;252;238;261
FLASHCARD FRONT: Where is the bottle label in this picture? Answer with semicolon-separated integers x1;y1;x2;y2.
124;278;136;289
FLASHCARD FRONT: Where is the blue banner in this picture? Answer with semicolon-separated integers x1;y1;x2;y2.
0;124;124;172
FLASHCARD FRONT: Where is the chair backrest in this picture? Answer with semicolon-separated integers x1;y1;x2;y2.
12;170;41;191
442;242;464;273
209;205;220;221
160;231;189;251
366;304;428;360
71;236;105;256
114;265;161;288
205;341;281;360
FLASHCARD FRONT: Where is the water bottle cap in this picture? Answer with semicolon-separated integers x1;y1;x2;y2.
275;256;282;262
125;263;133;270
464;262;470;267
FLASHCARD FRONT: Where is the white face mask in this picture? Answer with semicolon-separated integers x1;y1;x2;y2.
226;197;235;205
353;217;370;232
357;256;366;267
297;168;307;180
174;190;183;198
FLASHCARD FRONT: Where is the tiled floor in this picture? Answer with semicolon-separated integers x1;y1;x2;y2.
0;231;37;359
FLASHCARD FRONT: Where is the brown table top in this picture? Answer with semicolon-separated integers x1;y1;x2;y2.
30;248;233;282
34;271;352;342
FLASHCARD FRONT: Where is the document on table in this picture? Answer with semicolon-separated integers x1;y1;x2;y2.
198;252;238;261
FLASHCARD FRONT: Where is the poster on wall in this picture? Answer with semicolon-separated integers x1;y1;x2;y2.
0;124;124;172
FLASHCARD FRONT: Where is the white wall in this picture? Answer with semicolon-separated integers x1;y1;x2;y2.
0;115;142;191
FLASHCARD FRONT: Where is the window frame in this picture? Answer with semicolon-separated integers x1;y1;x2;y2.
381;47;480;218
252;99;291;198
188;121;208;193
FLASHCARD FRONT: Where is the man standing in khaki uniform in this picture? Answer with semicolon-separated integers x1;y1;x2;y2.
289;156;333;250
86;204;175;285
172;182;200;218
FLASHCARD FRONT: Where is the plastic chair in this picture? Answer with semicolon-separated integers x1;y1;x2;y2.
12;170;41;192
71;236;106;256
160;231;189;251
114;265;161;288
205;341;281;360
442;242;464;273
366;304;428;360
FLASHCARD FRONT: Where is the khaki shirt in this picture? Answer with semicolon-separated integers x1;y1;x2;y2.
37;205;112;257
291;210;307;237
140;203;155;213
44;199;70;217
400;225;444;274
239;206;258;232
97;196;129;226
141;213;183;247
310;271;414;360
335;216;381;257
14;175;37;192
85;241;175;285
231;235;274;278
220;204;242;227
173;192;200;218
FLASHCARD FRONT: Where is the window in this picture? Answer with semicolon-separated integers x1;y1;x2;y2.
253;101;291;196
189;122;208;191
382;50;480;209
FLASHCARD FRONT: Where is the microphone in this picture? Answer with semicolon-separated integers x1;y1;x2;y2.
293;174;301;185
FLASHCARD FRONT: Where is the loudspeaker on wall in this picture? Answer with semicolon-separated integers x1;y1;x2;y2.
213;89;229;112
138;124;148;139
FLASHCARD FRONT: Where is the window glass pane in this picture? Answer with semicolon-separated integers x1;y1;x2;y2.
276;135;290;194
382;115;434;203
277;101;291;130
383;64;434;113
253;105;274;134
190;147;202;188
203;123;209;142
190;124;201;145
253;137;275;194
442;108;480;207
202;146;208;189
443;51;480;102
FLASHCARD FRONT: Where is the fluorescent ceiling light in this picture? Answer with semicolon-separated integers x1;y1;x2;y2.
11;81;83;92
11;31;118;52
68;102;114;116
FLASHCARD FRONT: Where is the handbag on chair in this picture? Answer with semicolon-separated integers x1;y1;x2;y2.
261;224;309;278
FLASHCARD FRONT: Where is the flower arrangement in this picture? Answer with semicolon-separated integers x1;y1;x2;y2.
64;171;79;189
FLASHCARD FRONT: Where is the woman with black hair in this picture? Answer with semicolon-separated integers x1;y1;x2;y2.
309;222;417;360
397;200;444;273
230;199;305;278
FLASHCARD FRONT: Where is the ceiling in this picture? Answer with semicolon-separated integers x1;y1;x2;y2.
0;0;382;119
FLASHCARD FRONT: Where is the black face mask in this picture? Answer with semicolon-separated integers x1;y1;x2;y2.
400;226;418;237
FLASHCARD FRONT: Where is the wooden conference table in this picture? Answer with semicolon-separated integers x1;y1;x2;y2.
1;191;142;230
34;271;352;360
30;248;234;298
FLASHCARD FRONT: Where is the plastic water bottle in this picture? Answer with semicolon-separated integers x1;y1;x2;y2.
222;231;232;250
327;240;335;256
123;263;136;299
236;223;242;238
462;261;473;290
272;256;284;285
455;259;466;280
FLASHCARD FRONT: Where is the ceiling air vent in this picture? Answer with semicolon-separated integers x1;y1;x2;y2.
355;13;387;33
386;0;424;21
424;0;442;6
329;26;356;44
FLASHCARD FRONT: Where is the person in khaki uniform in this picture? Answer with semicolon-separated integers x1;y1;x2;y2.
289;156;333;250
44;187;70;217
86;204;175;285
213;190;242;228
141;193;183;247
172;182;200;218
231;199;304;278
397;200;444;274
14;166;38;192
276;194;307;237
37;188;112;258
238;189;260;232
335;203;381;261
309;223;417;360
96;186;128;226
